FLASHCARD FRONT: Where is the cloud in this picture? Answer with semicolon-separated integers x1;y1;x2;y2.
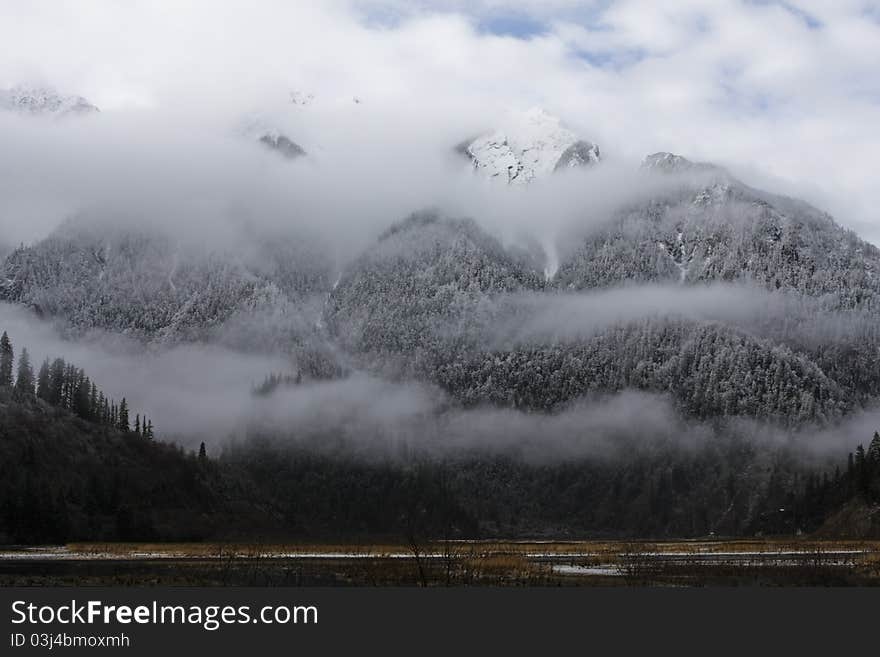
482;284;780;347
1;1;878;248
3;298;876;461
0;302;284;441
0;87;673;260
3;297;688;458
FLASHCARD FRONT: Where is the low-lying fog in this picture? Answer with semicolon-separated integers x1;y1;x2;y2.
2;300;877;462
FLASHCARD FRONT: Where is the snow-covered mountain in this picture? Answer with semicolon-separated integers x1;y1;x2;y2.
5;87;880;426
459;108;600;184
0;84;98;117
318;149;880;422
557;152;880;309
325;211;543;361
641;151;719;174
323;210;856;423
0;217;335;351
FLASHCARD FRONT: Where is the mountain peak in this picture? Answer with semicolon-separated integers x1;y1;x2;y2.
641;152;720;174
0;84;99;117
237;113;306;160
461;108;600;184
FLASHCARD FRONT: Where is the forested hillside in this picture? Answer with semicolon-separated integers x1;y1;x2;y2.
4;152;880;542
0;217;334;351
556;157;880;311
325;211;543;362
433;319;846;422
325;205;861;423
6;376;878;540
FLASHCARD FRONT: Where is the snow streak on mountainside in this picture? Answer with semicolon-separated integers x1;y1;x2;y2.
460;108;599;184
0;84;99;117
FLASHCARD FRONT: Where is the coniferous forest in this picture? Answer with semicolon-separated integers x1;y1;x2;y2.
3;327;880;544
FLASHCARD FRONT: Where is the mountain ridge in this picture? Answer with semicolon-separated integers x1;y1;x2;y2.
0;84;99;117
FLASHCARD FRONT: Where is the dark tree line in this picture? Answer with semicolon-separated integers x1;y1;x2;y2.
749;430;880;536
5;325;880;544
0;389;219;545
0;330;154;438
796;431;880;525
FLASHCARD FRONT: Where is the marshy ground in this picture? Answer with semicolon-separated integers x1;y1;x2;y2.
2;539;879;586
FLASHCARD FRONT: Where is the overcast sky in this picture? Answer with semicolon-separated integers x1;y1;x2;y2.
2;0;879;244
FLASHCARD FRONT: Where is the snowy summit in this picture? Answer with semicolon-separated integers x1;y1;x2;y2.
460;108;599;184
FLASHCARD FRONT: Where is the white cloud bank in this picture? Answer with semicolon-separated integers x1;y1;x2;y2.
0;0;879;247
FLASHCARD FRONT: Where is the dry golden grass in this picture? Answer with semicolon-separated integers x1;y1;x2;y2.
57;538;880;560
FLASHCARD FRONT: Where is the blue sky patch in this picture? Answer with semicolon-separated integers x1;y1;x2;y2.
574;47;648;70
477;13;548;38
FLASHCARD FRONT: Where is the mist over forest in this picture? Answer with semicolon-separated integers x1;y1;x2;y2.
2;106;879;460
3;1;880;542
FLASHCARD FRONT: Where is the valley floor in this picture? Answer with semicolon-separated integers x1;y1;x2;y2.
2;539;879;586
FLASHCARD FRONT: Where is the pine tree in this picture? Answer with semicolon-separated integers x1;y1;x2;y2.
36;359;51;401
118;398;130;432
198;442;207;461
49;358;65;406
73;376;91;419
89;382;99;419
855;444;866;470
62;364;78;410
868;431;880;464
0;331;13;387
134;414;141;436
855;445;868;495
14;347;35;397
